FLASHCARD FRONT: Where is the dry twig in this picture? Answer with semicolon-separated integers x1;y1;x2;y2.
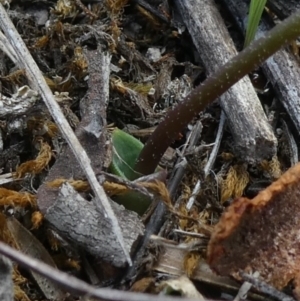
0;241;220;301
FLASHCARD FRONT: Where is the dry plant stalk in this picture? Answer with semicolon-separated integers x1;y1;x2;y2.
15;140;52;178
0;188;36;208
48;178;161;198
183;251;201;277
31;211;44;229
47;178;91;192
73;0;98;19
221;164;249;203
259;156;282;179
47;178;131;196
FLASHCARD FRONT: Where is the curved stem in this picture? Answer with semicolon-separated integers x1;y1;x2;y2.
135;10;300;175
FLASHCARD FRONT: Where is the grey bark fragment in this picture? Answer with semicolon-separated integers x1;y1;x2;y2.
0;85;38;117
268;0;300;19
45;183;144;268
176;0;277;162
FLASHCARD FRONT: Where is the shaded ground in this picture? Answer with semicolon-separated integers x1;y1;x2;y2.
0;1;299;301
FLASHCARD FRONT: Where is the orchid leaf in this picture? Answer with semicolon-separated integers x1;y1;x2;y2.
109;128;151;215
110;128;143;181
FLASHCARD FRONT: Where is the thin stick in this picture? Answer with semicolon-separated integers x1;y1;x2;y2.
0;5;131;265
240;272;295;301
186;111;225;210
0;30;17;63
74;0;98;19
0;242;216;301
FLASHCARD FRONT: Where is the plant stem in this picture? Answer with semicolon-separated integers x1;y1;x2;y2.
135;9;300;175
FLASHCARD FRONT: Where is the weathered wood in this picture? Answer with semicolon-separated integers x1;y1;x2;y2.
154;245;270;301
37;49;113;213
45;183;144;268
268;0;300;19
223;0;300;135
176;0;277;163
0;241;220;301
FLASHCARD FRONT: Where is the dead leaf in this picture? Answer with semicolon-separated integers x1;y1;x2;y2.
6;217;65;300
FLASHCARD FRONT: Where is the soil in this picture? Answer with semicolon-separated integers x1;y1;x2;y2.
0;1;299;301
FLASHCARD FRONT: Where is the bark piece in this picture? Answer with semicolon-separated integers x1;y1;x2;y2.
208;163;300;298
45;183;144;268
268;0;300;19
223;0;300;140
175;0;277;163
37;48;111;212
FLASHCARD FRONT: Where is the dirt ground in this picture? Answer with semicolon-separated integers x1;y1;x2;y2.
0;0;300;301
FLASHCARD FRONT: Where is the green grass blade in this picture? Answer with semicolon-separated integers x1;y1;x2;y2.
109;128;144;180
244;0;267;47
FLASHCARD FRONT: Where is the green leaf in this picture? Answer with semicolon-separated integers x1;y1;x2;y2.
109;128;152;215
244;0;267;48
110;128;144;180
113;191;152;216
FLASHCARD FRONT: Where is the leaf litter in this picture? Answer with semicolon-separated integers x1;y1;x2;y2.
0;1;299;301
